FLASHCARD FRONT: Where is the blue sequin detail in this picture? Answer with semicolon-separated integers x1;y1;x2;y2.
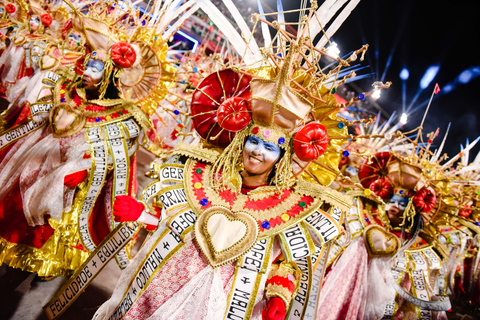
262;221;271;229
200;198;208;206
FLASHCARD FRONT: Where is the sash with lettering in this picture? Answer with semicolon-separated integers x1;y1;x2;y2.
223;238;273;320
400;249;450;312
285;241;329;320
105;121;134;269
280;207;344;320
43;222;138;319
78;120;139;254
90;160;195;320
0;72;60;150
303;207;342;246
382;248;450;319
43;120;142;319
155;163;189;218
99;214;195;320
302;243;331;320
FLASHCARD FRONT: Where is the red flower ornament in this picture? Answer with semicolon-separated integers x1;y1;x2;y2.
5;3;15;14
41;13;52;27
110;42;137;68
369;178;393;200
358;152;394;188
293;122;329;162
413;188;436;213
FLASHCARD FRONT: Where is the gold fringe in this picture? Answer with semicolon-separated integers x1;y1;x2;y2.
173;144;221;164
210;129;248;192
0;194;89;277
399;199;416;232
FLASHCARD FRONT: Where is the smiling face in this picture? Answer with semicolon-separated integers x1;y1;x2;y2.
385;194;409;227
82;58;104;91
67;32;82;50
241;136;281;185
29;15;40;31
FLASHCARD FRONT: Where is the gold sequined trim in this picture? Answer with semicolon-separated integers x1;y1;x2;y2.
295;180;352;211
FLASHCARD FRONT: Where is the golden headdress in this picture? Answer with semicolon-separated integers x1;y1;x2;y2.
186;1;376;192
60;0;193;108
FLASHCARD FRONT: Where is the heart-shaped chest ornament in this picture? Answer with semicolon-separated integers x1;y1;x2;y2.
363;225;401;257
40;55;59;71
49;103;85;138
195;206;259;267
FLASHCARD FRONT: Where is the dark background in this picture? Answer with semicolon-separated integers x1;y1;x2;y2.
258;0;480;158
337;0;480;158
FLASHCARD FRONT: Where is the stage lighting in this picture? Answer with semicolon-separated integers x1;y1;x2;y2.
459;70;473;84
420;65;440;89
399;68;409;80
443;84;453;93
326;42;340;58
400;113;408;125
371;90;381;100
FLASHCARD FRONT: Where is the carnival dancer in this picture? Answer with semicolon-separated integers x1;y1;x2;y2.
93;63;352;320
434;144;480;317
0;42;144;279
0;0;189;283
317;141;452;319
0;0;58;133
0;1;52;97
91;0;377;317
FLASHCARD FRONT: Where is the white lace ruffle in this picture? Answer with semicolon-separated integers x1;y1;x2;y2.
94;221;279;320
0;127;88;225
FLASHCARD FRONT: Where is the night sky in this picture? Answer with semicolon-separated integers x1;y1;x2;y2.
331;0;480;158
260;0;480;159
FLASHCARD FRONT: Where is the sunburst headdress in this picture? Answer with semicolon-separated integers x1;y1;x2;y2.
61;0;197;105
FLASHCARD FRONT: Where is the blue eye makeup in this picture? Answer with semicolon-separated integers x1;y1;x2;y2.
264;142;280;153
86;59;105;72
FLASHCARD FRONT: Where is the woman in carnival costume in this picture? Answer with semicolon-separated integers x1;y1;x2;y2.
0;0;51;98
432;144;480;318
0;0;73;132
93;1;376;319
0;0;186;282
317;125;455;319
